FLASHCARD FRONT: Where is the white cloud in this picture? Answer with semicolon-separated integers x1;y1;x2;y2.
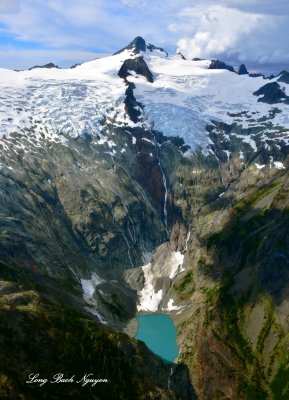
0;0;140;50
0;0;174;54
172;4;289;72
174;5;265;59
0;0;288;73
47;0;107;26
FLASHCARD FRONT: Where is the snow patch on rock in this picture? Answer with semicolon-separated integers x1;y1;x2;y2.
255;163;266;169
169;251;184;279
165;299;184;311
137;262;163;312
81;273;107;324
137;244;185;312
274;161;285;169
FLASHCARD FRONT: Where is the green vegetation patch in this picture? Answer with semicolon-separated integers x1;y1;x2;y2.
271;362;289;400
219;278;254;365
174;271;194;300
234;182;281;213
214;277;269;398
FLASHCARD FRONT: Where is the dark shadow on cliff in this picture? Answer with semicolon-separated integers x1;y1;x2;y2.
192;177;289;399
203;192;289;306
0;260;195;400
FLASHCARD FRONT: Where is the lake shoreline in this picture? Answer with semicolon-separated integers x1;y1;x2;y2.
134;314;179;362
123;311;175;338
122;317;138;337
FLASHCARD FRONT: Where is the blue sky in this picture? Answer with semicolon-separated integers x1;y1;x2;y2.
0;0;288;73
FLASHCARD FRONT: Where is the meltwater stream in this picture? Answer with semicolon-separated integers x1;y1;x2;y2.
135;314;179;363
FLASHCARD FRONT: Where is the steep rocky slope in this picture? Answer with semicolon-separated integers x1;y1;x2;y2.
0;260;193;399
172;159;289;399
1;37;289;399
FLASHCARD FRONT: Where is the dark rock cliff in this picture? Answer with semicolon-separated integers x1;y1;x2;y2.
118;57;154;83
208;59;235;72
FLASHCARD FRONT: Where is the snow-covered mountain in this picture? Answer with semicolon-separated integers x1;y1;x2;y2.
1;34;289;326
1;37;289;399
1;36;289;165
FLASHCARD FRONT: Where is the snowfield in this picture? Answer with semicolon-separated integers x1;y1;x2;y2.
0;49;136;143
0;42;289;155
133;51;289;149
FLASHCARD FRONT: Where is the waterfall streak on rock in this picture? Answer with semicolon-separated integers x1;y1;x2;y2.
159;160;168;231
168;366;174;391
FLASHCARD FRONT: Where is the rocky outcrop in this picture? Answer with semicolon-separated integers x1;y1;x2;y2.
0;122;176;329
114;36;147;55
208;59;235;72
114;36;168;57
253;81;289;104
70;62;81;69
249;72;265;78
0;262;192;400
118;56;154;83
147;42;168;56
238;64;249;75
29;62;60;70
277;70;289;84
123;82;143;122
172;157;289;400
177;52;186;60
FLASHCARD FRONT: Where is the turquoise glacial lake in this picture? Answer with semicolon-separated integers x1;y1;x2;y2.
135;314;179;363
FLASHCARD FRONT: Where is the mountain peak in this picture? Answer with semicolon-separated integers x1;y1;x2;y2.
238;64;249;75
28;62;60;71
114;36;168;57
114;36;146;55
208;59;235;73
131;36;147;52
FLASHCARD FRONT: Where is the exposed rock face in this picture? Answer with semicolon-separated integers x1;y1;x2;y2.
165;152;289;399
123;82;143;122
0;124;193;398
118;57;154;82
114;36;168;57
147;42;168;56
0;124;176;330
238;63;249;75
177;52;186;60
29;62;60;70
249;72;265;78
70;62;81;69
208;59;235;72
0;262;193;400
254;81;289;104
114;36;147;55
277;70;289;84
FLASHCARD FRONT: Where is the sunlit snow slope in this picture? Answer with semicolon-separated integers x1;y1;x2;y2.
0;49;137;145
1;36;289;158
134;52;289;150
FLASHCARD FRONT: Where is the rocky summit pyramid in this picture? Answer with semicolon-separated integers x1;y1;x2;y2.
1;36;289;399
114;35;147;54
